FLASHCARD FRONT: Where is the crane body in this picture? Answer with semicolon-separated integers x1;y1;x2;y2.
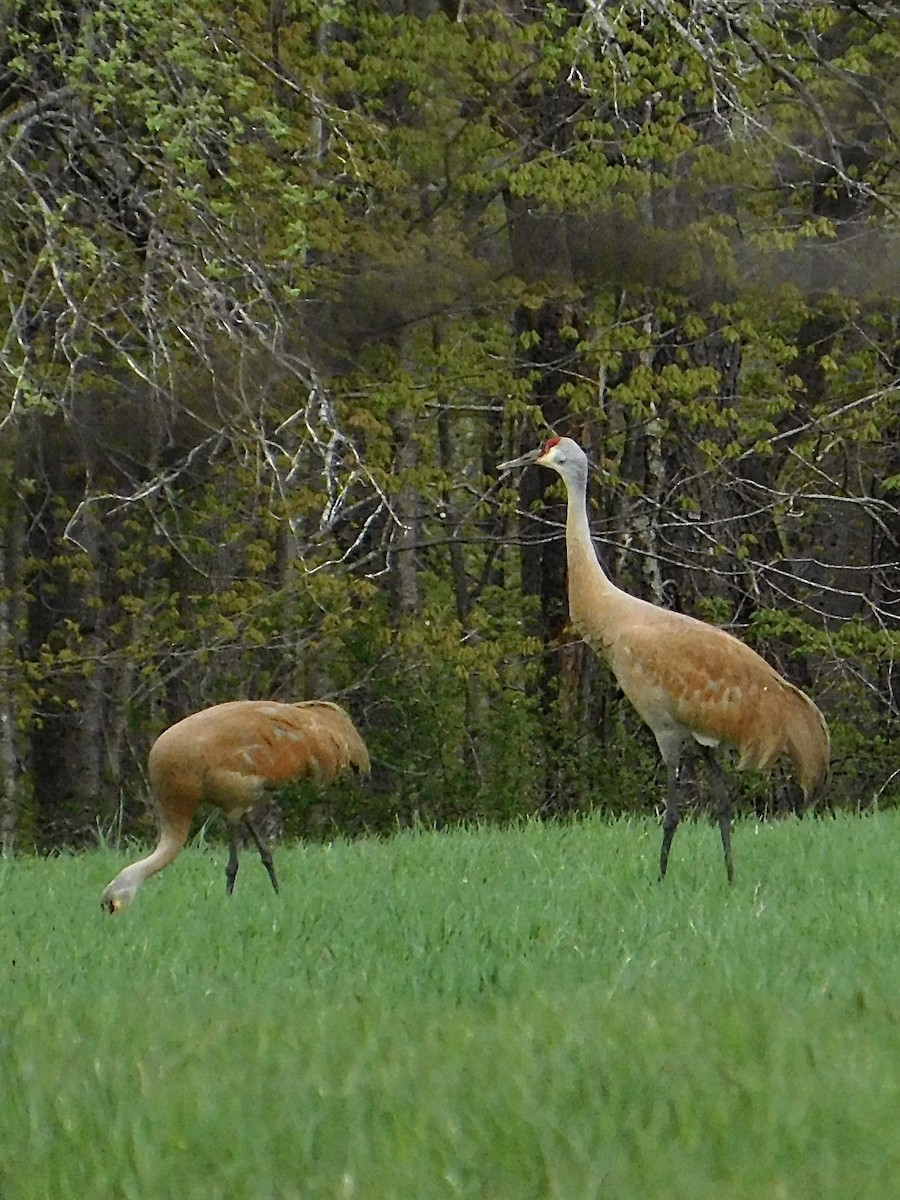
499;435;829;882
101;700;370;912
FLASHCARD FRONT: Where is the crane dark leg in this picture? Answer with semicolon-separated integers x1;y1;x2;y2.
701;746;734;885
243;814;279;894
659;761;681;880
226;823;241;895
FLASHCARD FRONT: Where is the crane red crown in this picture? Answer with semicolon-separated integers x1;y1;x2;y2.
541;436;561;454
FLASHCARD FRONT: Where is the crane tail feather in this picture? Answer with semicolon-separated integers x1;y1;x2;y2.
731;681;829;802
784;690;830;801
286;701;371;783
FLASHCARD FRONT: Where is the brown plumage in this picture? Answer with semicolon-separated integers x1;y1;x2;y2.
499;436;829;882
101;700;370;912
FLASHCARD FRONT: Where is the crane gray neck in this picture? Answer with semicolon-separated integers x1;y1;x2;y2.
559;454;589;491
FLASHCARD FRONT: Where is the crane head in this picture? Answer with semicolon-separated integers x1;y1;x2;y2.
497;435;586;477
101;890;127;914
497;436;562;473
100;873;139;914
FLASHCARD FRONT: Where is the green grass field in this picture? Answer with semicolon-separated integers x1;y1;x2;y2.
3;811;900;1199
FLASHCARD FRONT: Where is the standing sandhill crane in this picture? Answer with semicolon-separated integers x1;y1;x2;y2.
498;436;829;883
101;700;370;912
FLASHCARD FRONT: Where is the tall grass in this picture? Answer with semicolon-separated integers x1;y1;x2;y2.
3;812;900;1198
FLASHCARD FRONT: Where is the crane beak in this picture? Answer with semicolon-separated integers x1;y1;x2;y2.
497;447;541;474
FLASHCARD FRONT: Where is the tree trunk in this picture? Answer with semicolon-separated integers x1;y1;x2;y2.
390;408;422;621
0;456;25;854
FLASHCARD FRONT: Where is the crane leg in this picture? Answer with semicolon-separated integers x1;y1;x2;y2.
659;761;681;880
226;823;241;895
701;746;734;885
243;814;280;894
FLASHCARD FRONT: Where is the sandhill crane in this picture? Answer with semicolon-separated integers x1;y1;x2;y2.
498;436;829;883
101;700;370;912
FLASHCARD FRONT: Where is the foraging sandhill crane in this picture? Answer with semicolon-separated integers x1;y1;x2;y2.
498;436;829;883
101;700;370;912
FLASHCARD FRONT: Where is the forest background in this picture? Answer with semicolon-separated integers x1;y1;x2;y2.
0;0;897;853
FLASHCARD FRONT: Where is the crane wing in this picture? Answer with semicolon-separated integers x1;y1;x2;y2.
215;701;371;786
149;699;370;811
604;611;798;756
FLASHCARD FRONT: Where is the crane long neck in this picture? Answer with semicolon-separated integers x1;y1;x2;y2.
115;824;187;891
563;467;615;595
